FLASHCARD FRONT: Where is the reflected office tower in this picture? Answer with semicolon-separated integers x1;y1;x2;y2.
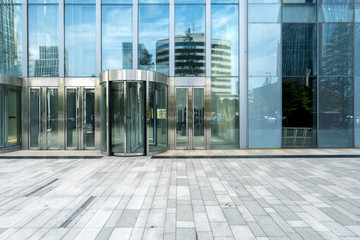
122;42;133;69
34;46;59;77
156;34;232;94
0;3;20;75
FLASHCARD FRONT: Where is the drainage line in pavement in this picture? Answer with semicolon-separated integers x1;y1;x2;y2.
24;178;59;197
60;196;95;228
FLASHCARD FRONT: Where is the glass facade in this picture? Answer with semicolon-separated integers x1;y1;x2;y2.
0;0;360;153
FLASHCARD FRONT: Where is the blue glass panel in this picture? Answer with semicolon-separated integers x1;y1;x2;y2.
356;4;360;22
211;77;239;149
319;23;353;76
139;0;168;3
102;0;133;3
0;0;22;3
65;5;96;76
102;5;132;71
65;0;96;3
28;0;58;3
248;76;282;148
283;0;316;2
212;0;238;3
319;77;354;147
139;5;169;75
248;0;280;2
248;23;281;76
0;4;22;76
175;5;205;76
28;5;59;77
248;4;281;23
211;5;238;76
319;4;354;22
283;4;316;23
175;0;205;3
282;24;317;76
319;0;352;3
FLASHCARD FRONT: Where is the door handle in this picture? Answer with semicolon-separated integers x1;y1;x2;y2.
8;116;16;119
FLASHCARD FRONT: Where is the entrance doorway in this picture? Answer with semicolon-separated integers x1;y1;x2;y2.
175;87;205;149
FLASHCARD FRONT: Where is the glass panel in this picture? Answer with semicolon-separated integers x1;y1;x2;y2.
211;5;238;76
149;82;168;152
65;5;96;76
357;4;360;22
111;82;124;153
0;87;3;148
176;88;188;148
211;77;239;149
175;5;205;77
28;5;59;77
249;0;280;2
139;0;168;3
283;0;316;2
319;77;354;147
47;88;58;148
28;0;58;3
126;82;145;154
0;0;22;3
30;88;40;148
212;0;238;3
139;5;169;75
319;4;354;22
101;84;107;152
0;4;22;76
319;23;354;76
248;4;281;23
175;0;205;3
7;89;18;146
355;25;360;147
248;77;281;148
102;0;133;3
65;0;96;3
282;24;317;76
283;4;317;23
84;89;95;148
282;77;317;148
67;88;78;148
248;24;281;76
193;88;204;148
102;5;132;71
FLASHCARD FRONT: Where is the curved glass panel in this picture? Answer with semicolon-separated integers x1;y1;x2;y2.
211;77;239;149
0;4;22;76
102;5;132;71
65;5;96;76
29;5;59;77
101;84;107;152
211;5;238;76
175;5;205;76
149;82;168;152
139;5;169;75
111;82;125;153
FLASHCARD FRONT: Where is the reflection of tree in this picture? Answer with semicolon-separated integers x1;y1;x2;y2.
178;28;200;76
282;78;315;128
139;47;154;67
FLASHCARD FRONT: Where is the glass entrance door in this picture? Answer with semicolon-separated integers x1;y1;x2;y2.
176;87;205;149
111;81;145;156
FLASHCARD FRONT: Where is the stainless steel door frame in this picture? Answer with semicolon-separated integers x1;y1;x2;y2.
175;87;205;150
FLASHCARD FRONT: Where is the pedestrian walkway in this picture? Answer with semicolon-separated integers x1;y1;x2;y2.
0;155;359;239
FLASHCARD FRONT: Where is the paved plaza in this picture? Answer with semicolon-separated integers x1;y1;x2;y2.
0;156;360;239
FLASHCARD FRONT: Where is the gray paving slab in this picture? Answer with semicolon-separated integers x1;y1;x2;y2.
0;155;359;240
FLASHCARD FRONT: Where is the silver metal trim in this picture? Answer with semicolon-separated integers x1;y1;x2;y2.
22;0;28;77
124;81;127;155
133;0;138;70
59;0;65;77
205;77;211;149
96;0;102;77
105;71;111;155
95;78;101;149
168;77;175;149
0;75;22;86
58;79;65;149
146;80;150;155
64;78;97;87
21;80;29;149
174;77;206;87
101;69;168;85
169;0;175;77
205;0;211;77
239;0;248;149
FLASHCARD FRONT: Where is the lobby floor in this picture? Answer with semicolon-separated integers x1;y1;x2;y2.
0;155;359;239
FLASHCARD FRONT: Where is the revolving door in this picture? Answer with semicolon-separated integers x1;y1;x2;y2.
101;70;168;156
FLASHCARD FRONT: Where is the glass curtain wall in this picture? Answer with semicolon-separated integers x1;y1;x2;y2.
0;3;22;76
355;2;360;147
102;4;132;70
139;5;169;75
248;0;281;148
28;4;59;77
65;3;96;76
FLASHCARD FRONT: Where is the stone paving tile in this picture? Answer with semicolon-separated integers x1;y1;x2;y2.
0;156;359;239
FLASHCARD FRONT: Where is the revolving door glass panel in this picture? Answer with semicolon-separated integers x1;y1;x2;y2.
111;81;146;155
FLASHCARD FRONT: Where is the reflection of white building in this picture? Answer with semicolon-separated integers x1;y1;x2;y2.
156;34;232;95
